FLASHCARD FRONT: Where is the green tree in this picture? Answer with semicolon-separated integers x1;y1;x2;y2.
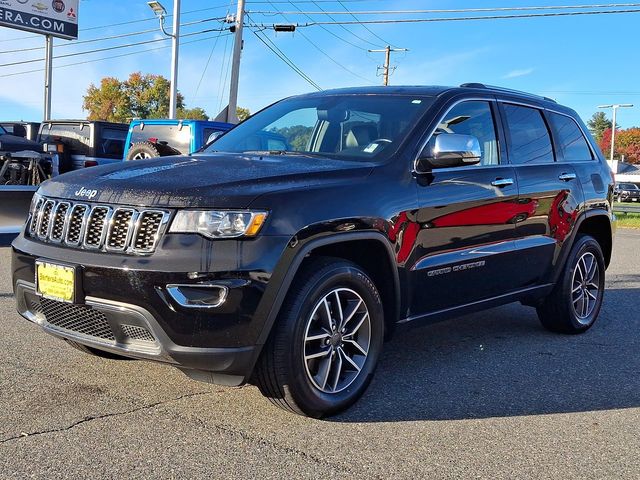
177;107;208;120
587;112;612;143
83;72;207;122
236;107;251;122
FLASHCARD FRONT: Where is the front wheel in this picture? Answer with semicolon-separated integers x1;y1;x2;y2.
254;257;384;418
537;234;605;334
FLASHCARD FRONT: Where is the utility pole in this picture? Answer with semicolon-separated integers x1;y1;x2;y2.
598;103;633;161
227;0;245;124
367;45;408;86
43;35;53;120
169;0;180;119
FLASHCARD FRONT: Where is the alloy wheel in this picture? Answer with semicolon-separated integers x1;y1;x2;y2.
571;251;600;322
303;288;371;394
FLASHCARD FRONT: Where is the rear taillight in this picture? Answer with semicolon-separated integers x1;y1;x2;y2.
84;160;98;167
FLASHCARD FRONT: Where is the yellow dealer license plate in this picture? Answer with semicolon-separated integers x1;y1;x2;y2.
36;261;76;303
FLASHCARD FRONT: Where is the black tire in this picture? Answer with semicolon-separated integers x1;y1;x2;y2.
254;257;384;418
537;234;605;334
65;340;134;360
126;141;163;160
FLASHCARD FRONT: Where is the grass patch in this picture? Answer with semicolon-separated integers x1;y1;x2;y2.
613;203;640;228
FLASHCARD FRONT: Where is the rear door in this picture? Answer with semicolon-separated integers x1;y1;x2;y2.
499;101;584;286
410;99;524;317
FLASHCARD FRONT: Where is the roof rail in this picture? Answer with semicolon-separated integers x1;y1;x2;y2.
459;83;557;104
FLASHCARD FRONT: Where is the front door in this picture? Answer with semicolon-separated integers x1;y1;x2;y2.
409;99;524;318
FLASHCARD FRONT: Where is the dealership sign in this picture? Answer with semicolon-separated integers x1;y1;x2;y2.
0;0;79;40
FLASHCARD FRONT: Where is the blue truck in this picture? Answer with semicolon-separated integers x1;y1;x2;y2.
123;119;233;160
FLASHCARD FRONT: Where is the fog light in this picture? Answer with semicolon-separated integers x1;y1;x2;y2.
166;284;228;308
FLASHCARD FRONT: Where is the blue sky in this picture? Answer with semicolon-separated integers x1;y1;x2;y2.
1;0;639;128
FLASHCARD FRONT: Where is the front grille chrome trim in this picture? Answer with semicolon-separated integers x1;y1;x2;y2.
26;196;170;255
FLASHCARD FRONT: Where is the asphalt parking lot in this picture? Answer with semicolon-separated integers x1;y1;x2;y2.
1;231;639;479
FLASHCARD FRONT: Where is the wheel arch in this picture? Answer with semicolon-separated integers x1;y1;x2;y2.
255;232;401;349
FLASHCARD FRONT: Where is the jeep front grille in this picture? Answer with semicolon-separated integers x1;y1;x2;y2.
28;196;169;255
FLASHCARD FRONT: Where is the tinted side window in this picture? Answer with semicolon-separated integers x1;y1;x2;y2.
549;112;593;161
430;101;499;166
99;127;126;158
503;104;554;164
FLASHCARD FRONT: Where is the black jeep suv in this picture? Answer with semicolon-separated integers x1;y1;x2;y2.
12;84;615;417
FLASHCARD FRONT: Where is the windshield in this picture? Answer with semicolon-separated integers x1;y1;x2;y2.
619;183;638;190
203;94;434;161
0;125;6;135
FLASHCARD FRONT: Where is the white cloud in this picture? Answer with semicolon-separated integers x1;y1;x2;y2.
503;68;535;79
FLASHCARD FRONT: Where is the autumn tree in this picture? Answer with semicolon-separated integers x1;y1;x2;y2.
236;107;251;122
83;72;207;122
600;127;640;164
587;112;612;143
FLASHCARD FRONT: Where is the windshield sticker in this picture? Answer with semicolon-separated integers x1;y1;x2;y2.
364;143;379;153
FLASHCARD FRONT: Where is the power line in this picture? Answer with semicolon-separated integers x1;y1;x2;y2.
0;16;228;55
309;1;383;49
249;26;321;90
247;2;640;15
285;1;368;51
0;27;228;68
252;8;640;27
194;1;235;101
0;33;233;79
267;1;374;83
335;0;395;48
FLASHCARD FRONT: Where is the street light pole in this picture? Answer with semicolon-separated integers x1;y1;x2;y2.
148;0;180;119
598;103;634;162
169;0;180;119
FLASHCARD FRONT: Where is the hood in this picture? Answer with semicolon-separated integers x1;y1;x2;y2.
38;153;374;208
0;133;42;152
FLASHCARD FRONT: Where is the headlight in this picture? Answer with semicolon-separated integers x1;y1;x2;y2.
169;210;268;239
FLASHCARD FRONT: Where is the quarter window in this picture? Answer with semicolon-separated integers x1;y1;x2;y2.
549;112;593;161
503;104;554;164
429;101;500;166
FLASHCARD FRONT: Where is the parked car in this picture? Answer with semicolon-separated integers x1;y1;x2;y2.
37;120;128;170
0;121;41;141
0;124;59;240
614;182;640;202
124;119;233;160
12;84;615;417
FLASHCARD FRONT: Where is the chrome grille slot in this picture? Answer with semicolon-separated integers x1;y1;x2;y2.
37;200;55;239
49;202;70;242
65;204;88;245
134;210;166;252
29;197;44;235
107;208;135;250
25;196;169;255
83;206;111;248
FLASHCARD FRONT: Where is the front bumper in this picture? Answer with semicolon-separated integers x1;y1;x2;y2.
11;233;292;386
14;280;257;386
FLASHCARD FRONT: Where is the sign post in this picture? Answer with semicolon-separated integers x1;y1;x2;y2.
44;35;53;120
0;0;79;119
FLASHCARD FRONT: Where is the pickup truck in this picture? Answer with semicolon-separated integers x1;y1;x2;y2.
38;120;129;170
124;119;233;160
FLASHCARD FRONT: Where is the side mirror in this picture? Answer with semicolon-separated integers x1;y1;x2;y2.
417;133;482;171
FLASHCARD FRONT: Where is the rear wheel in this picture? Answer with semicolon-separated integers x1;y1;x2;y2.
255;258;384;418
537;234;605;334
126;141;162;160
